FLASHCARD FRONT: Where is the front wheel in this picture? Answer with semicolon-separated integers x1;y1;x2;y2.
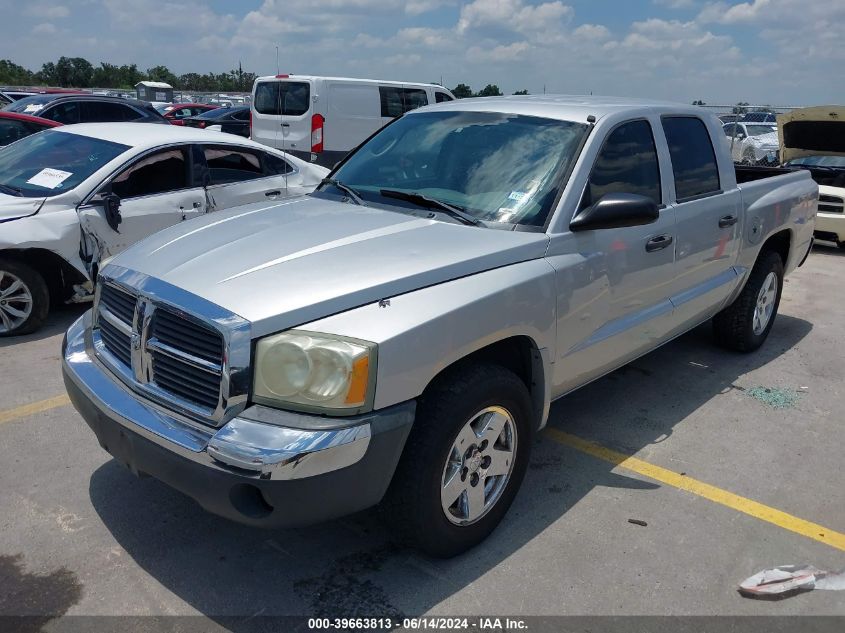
712;250;784;352
382;364;534;558
0;259;50;337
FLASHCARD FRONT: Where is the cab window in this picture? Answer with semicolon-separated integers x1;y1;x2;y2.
581;119;661;209
662;116;721;201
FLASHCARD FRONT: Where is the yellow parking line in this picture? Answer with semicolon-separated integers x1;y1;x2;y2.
546;428;845;552
0;394;70;426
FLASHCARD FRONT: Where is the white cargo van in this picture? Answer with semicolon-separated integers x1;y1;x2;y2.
250;75;455;167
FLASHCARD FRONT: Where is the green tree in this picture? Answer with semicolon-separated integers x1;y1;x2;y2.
0;59;35;85
46;56;94;87
513;89;529;95
692;99;707;105
451;83;473;99
475;84;502;97
146;65;179;88
732;101;750;114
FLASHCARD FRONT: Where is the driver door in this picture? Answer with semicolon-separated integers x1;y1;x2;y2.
77;145;206;272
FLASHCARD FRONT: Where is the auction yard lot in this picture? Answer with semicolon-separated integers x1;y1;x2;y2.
1;244;843;621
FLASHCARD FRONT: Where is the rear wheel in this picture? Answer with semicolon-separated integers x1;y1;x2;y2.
712;250;783;352
383;364;534;558
0;259;49;337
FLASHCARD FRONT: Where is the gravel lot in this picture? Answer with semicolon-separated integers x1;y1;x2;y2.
1;244;843;625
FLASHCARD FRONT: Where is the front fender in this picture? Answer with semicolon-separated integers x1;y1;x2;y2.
0;208;89;279
300;258;557;414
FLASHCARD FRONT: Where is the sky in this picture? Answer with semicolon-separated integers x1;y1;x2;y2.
5;0;843;105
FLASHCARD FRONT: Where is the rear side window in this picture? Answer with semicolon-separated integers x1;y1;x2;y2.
435;91;453;103
110;148;189;199
582;119;661;209
204;146;264;184
254;81;310;116
263;152;293;176
662;117;721;201
84;102;140;122
231;109;250;121
379;87;429;117
42;101;81;124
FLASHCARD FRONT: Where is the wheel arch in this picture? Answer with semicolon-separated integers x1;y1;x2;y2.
761;229;791;268
421;335;551;431
0;248;87;304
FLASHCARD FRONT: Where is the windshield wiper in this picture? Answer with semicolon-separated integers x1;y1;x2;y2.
319;178;366;206
0;183;23;197
379;189;481;226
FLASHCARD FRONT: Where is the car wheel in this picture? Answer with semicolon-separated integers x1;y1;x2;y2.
383;364;534;558
742;149;757;165
0;259;49;337
712;250;783;352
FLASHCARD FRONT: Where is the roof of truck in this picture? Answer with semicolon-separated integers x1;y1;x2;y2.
417;94;711;124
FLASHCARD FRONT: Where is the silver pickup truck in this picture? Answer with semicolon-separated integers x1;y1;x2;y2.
62;96;817;557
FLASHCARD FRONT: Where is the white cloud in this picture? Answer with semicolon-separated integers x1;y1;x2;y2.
32;22;58;34
467;41;530;62
653;0;696;9
24;3;69;19
457;0;573;36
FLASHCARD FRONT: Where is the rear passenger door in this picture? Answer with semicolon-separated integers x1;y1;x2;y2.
200;145;302;210
662;116;742;330
77;145;205;267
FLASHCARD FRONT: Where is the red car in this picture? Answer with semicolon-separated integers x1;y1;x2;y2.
0;111;62;147
155;103;219;126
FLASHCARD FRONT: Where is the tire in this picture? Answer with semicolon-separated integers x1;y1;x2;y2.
382;364;534;558
0;259;50;337
712;250;784;352
742;149;757;166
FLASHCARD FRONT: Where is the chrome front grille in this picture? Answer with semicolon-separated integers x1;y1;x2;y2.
819;194;844;214
92;272;251;427
148;309;224;410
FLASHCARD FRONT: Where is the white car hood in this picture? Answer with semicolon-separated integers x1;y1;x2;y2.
750;132;778;148
0;194;46;222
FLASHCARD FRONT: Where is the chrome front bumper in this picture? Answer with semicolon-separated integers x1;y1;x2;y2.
63;311;414;527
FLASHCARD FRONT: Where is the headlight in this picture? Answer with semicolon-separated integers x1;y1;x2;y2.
253;330;376;414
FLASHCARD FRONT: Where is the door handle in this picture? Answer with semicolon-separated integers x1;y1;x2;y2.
265;190;281;197
645;234;673;252
719;215;738;228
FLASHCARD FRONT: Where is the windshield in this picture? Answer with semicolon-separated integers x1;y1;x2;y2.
746;125;776;137
328;111;587;227
154;104;173;114
3;94;58;114
785;155;845;168
0;130;129;198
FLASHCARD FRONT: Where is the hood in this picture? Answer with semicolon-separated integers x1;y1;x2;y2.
0;194;45;222
778;106;845;163
749;132;778;147
109;196;549;335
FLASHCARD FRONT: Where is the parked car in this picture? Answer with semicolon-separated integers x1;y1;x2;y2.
723;121;779;164
3;94;167;125
0;90;37;106
251;75;455;166
742;111;777;123
62;96;816;557
182;105;250;137
0;123;329;335
155;103;219;125
0;111;61;146
779;106;845;248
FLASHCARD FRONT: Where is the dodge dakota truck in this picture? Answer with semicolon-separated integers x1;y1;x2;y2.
63;96;817;557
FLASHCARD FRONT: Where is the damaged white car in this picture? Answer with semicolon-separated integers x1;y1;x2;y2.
0;123;328;335
723;121;779;165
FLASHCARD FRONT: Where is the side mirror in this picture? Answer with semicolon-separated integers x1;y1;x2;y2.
570;193;659;232
94;192;122;232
